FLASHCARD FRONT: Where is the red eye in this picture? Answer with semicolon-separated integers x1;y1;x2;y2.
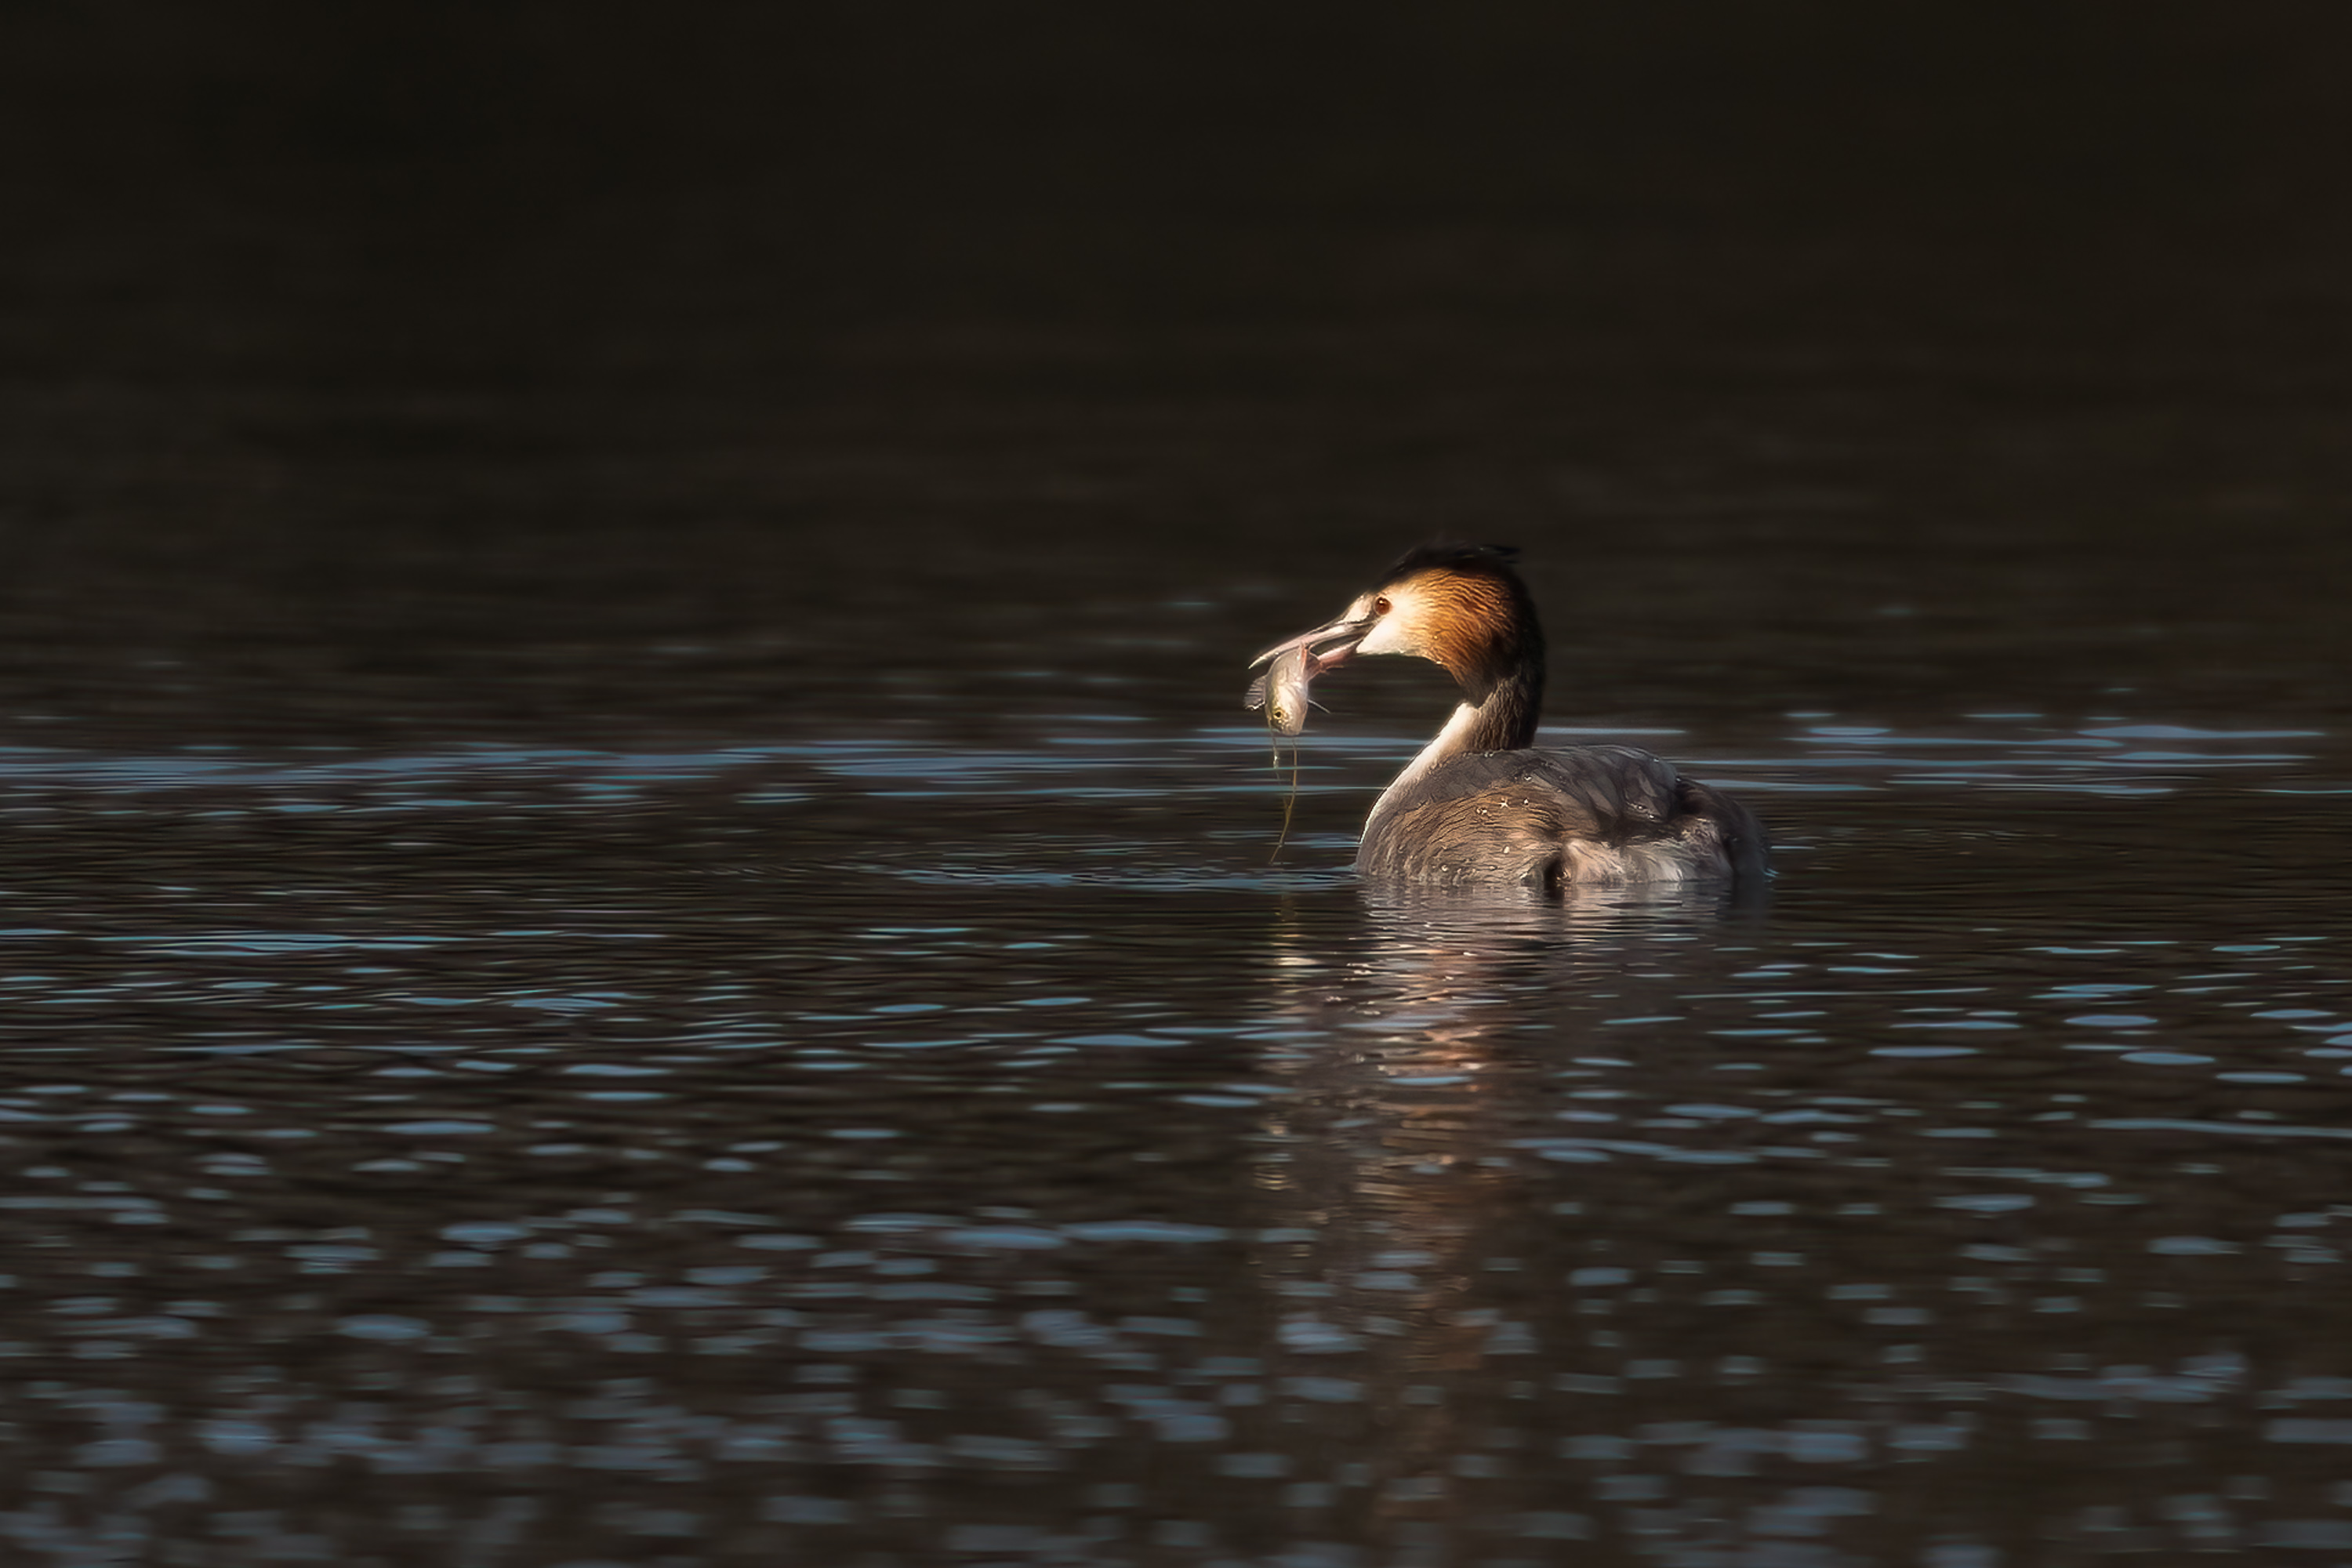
1373;595;1392;615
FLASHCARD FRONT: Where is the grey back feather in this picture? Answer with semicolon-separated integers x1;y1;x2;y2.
1356;745;1767;891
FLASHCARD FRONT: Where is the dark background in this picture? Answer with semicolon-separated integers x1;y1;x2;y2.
5;12;2352;1565
2;2;2348;746
13;3;2352;343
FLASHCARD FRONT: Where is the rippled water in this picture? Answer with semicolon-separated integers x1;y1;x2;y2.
9;6;2352;1565
3;696;2350;1565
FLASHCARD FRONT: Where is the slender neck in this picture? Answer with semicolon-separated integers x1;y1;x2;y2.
1366;661;1543;827
1439;600;1544;752
1457;662;1541;751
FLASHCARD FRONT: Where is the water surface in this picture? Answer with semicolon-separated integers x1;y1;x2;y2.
3;687;2350;1566
6;6;2352;1564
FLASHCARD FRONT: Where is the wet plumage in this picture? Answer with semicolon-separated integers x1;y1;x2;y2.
1247;543;1768;891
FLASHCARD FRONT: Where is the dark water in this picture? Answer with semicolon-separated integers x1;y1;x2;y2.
7;6;2352;1566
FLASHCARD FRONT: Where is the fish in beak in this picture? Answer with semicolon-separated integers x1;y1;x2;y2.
1247;612;1370;674
1244;610;1371;736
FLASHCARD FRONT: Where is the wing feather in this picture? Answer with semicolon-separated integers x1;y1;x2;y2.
1356;746;1762;888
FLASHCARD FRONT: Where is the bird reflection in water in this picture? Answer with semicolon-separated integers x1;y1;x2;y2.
1241;881;1758;1533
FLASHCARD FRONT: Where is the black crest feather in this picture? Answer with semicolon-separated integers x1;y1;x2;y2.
1373;541;1523;590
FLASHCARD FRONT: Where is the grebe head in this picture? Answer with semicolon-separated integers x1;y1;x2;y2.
1250;542;1544;706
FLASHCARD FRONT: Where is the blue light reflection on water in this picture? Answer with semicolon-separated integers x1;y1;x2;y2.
0;717;2350;1563
0;714;2333;1568
0;712;2324;804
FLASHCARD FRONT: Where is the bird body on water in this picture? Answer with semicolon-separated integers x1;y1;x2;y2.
1248;543;1768;891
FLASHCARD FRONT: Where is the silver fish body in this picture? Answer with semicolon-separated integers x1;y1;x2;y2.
1245;645;1315;736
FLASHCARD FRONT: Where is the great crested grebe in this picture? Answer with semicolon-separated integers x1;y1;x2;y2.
1249;543;1769;891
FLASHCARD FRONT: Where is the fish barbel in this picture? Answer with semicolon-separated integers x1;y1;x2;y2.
1243;643;1324;860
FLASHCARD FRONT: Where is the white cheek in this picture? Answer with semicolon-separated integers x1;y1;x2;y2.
1356;616;1405;655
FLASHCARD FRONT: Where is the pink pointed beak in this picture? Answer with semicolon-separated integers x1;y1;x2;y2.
1248;615;1368;673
